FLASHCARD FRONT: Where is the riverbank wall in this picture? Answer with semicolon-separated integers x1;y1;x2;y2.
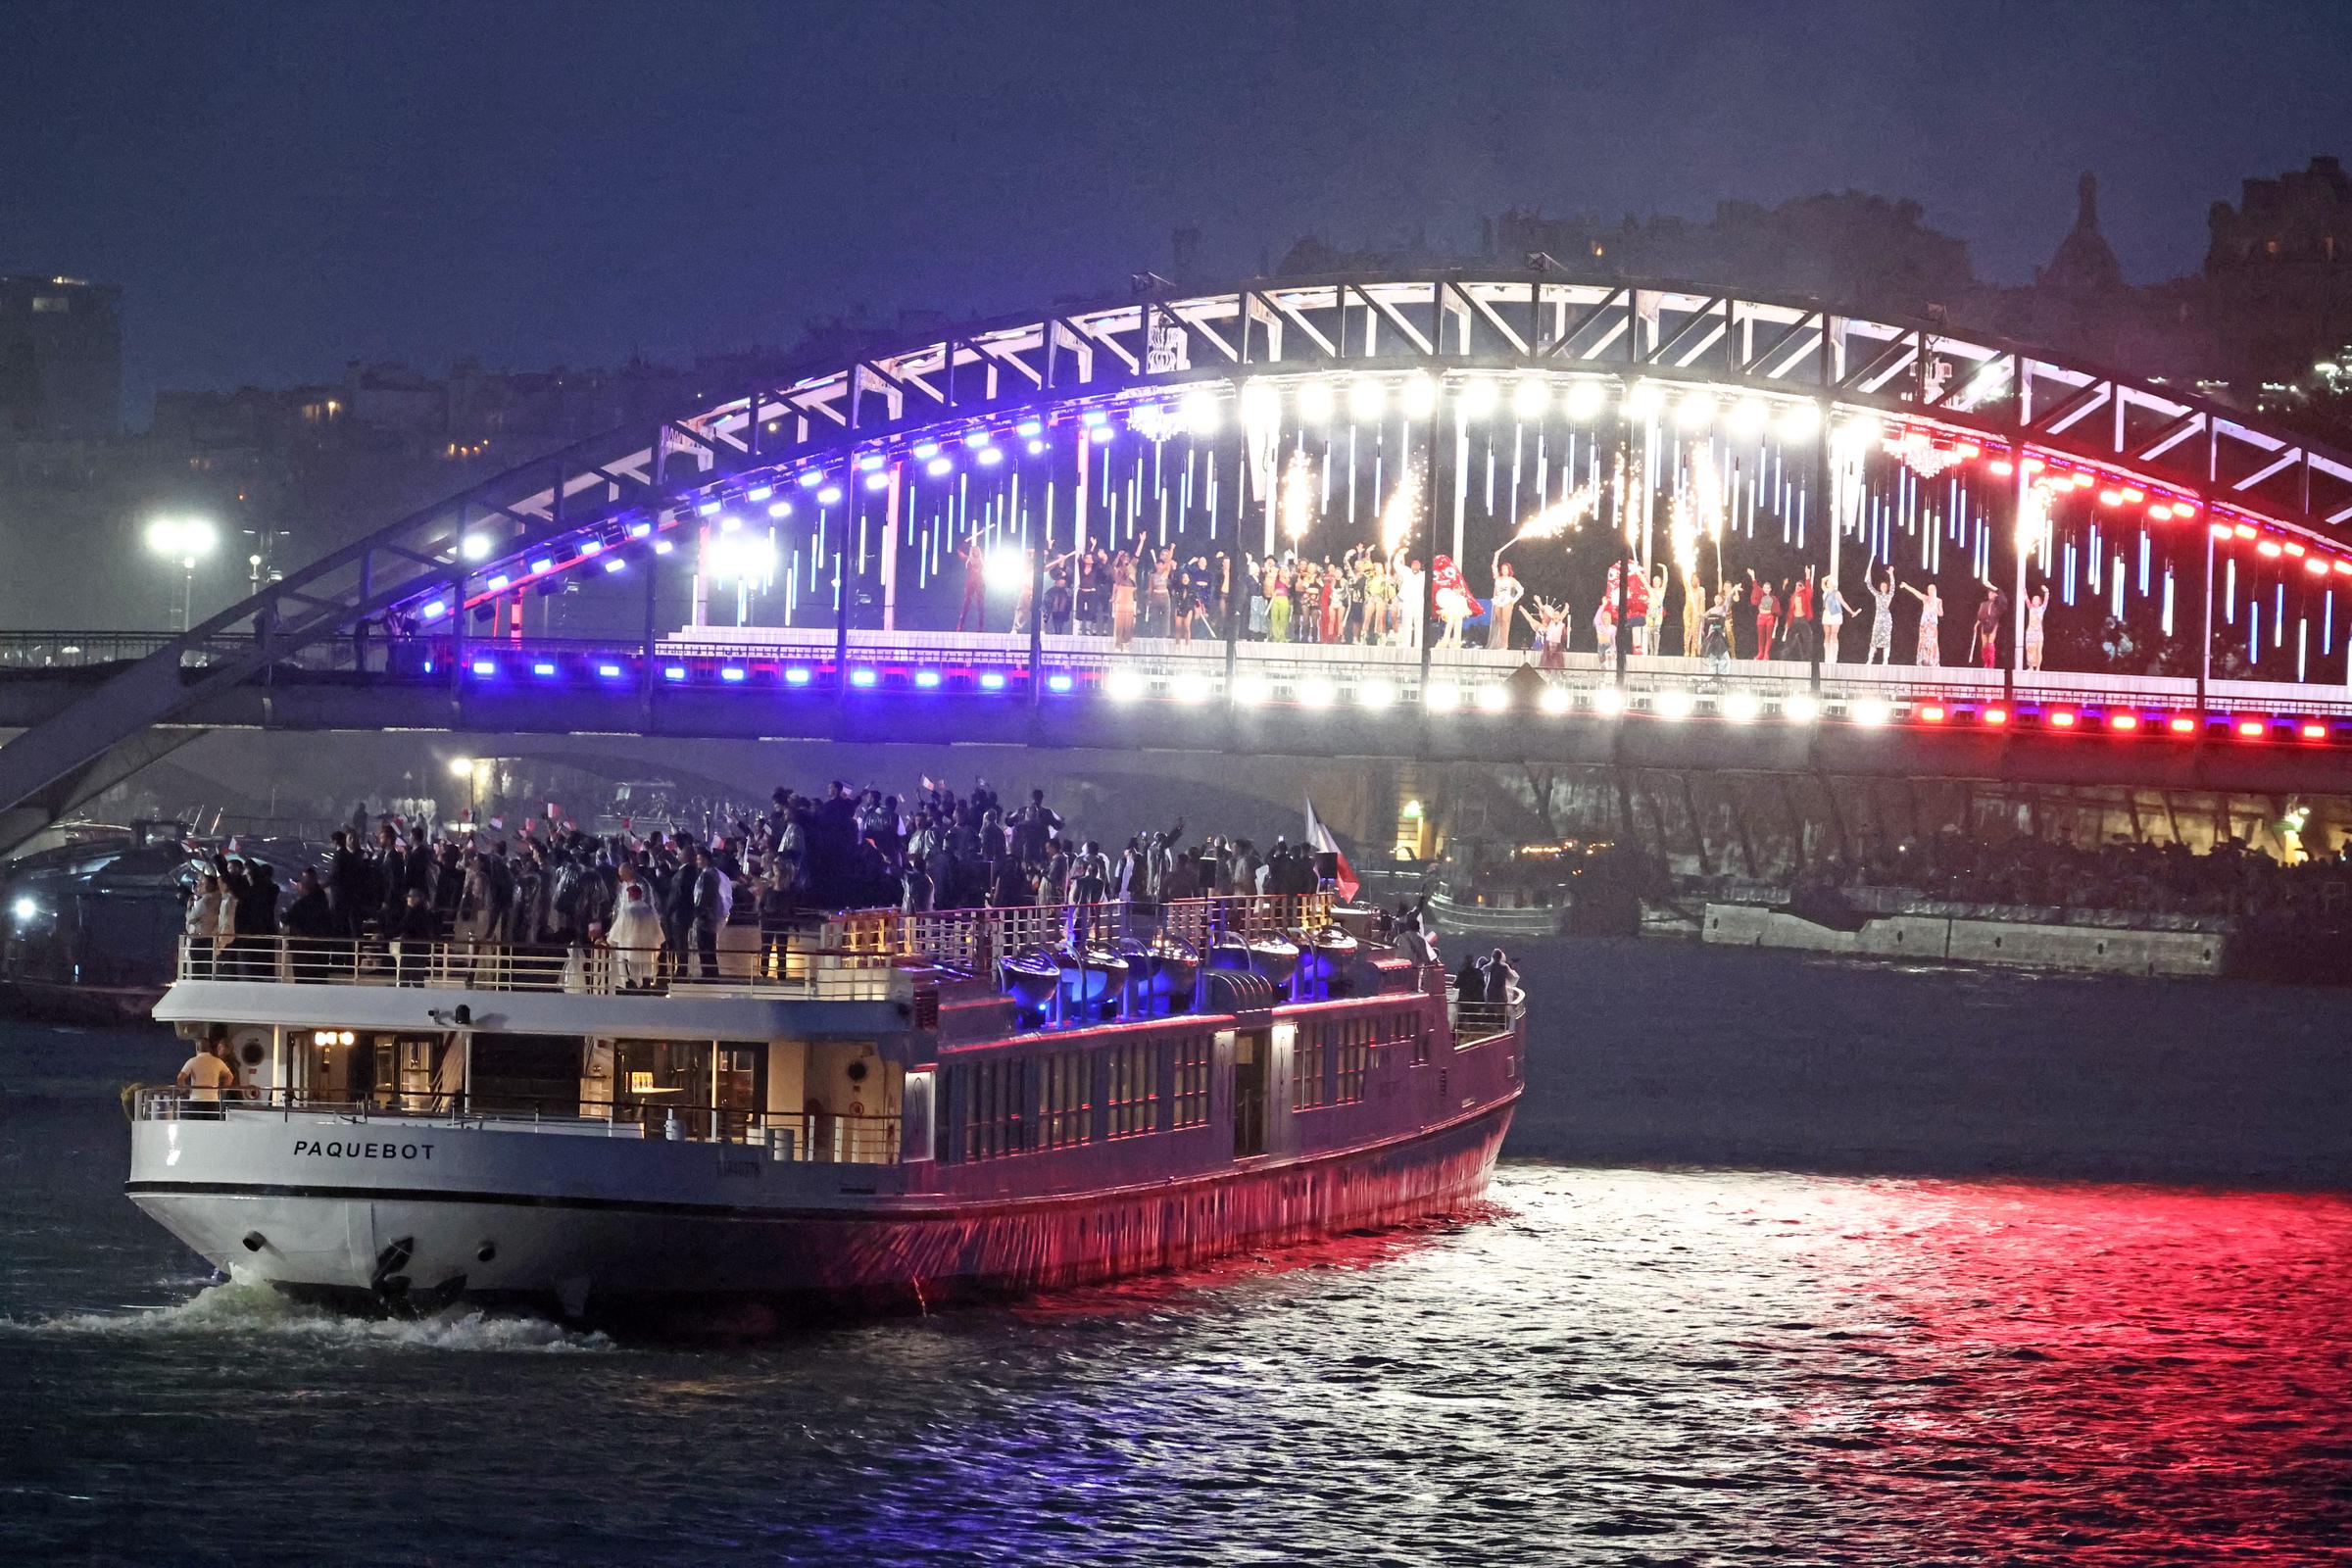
1700;901;2229;977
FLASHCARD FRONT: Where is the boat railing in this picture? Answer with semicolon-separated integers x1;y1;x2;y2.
838;892;1331;972
172;936;916;1001
1447;984;1527;1048
131;1086;902;1162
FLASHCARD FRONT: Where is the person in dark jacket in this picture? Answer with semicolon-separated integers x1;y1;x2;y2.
282;868;335;980
389;888;439;985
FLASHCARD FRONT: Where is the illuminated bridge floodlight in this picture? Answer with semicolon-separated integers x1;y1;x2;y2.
1726;397;1769;439
913;669;941;689
2168;714;2197;734
1026;439;1048;455
1623;381;1662;420
817;486;842;506
978;670;1007;691
2110;712;2140;731
663;666;687;681
2236;718;2267;739
850;668;878;688
1089;424;1114;444
767;501;792;519
532;662;558;677
783;666;811;686
1538;685;1572;714
1474;684;1509;713
1455;377;1497;418
1081;409;1107;426
1348;378;1386;422
925;458;952;477
470;660;495;676
460;533;492;562
1592;686;1626;716
1722;691;1759;722
1653;689;1694;719
719;666;747;683
1297;378;1335;423
486;574;510;590
1104;668;1147;703
1231;674;1270;707
797;469;824;488
1562;379;1605;422
1046;672;1075;694
1355;678;1395;710
1512;376;1548;420
1171;674;1213;705
2047;710;2078;729
1423;682;1461;712
1982;706;2010;726
2302;721;2329;740
1017;418;1044;437
1298;677;1336;709
530;558;553;573
746;485;773;503
603;559;625;574
1919;704;1946;723
420;602;447;620
1778;401;1820;440
912;441;940;460
597;663;623;678
1851;698;1891;727
653;539;675;556
1781;693;1820;723
697;500;722;516
864;472;890;491
1239;381;1279;430
858;454;885;472
1400;374;1437;420
962;429;992;448
1676;390;1717;430
978;446;1004;466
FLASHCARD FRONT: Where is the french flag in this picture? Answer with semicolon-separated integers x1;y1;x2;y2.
1303;795;1359;903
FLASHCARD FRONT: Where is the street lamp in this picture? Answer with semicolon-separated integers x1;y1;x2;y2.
145;515;218;631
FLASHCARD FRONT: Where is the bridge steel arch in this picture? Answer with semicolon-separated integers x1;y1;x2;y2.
8;269;2352;853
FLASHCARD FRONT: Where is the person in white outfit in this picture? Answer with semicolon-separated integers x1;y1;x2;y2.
607;873;665;991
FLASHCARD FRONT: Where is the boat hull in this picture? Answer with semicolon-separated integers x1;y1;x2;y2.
127;1097;1514;1325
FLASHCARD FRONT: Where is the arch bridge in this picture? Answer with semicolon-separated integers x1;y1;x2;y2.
7;269;2352;852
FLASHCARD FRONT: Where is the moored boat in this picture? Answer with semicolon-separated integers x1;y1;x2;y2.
125;892;1525;1326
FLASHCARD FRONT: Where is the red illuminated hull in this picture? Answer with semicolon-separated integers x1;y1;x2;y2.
249;1094;1517;1326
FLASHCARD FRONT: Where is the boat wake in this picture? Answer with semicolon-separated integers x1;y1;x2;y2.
2;1267;614;1353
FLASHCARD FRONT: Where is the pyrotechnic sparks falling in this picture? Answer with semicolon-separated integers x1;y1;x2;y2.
1379;466;1421;557
1512;483;1596;547
1281;452;1317;544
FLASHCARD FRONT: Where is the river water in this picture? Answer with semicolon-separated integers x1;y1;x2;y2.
4;937;2350;1565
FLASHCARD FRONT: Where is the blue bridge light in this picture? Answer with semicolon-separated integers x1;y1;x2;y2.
597;663;623;678
979;671;1006;691
783;666;811;685
720;666;747;682
663;666;687;681
532;662;557;676
470;660;495;676
913;669;941;688
1047;672;1075;693
850;668;878;688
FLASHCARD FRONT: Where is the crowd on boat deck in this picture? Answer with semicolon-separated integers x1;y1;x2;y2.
179;779;1342;971
1805;829;2352;926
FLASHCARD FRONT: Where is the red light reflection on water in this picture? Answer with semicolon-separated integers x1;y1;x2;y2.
1784;1181;2352;1560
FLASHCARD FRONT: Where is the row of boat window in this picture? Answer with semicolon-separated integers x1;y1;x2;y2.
1293;1012;1422;1110
948;1032;1216;1163
943;1008;1426;1163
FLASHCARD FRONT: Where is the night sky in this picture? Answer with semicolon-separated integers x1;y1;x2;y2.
9;0;2351;420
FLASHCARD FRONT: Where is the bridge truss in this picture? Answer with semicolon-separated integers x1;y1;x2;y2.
7;269;2352;852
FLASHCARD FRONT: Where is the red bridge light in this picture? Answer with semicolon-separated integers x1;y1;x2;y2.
2301;722;2329;741
2169;715;2199;735
2110;713;2140;732
2048;710;2078;728
1982;707;2009;726
2237;719;2268;739
1919;704;1946;723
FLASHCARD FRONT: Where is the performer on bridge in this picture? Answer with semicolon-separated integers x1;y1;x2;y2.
1974;585;2007;669
955;537;987;633
2025;587;2049;671
1901;579;1943;666
1787;568;1816;662
1430;556;1481;649
1747;571;1778;661
1866;572;1897;665
1486;564;1523;651
1820;574;1851;663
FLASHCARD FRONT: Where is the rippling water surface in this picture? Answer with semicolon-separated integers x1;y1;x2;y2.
5;939;2350;1565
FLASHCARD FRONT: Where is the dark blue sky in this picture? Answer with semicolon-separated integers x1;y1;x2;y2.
9;0;2350;419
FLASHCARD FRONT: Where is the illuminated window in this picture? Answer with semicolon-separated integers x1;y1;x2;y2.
1292;1025;1328;1110
951;1057;1025;1162
1170;1033;1211;1129
1035;1050;1091;1152
1336;1020;1371;1105
1106;1042;1156;1139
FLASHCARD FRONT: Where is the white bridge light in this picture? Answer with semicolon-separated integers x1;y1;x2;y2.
1562;380;1605;422
1348;378;1386;422
1297;379;1335;423
1512;376;1549;420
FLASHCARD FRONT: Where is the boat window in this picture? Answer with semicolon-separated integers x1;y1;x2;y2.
1293;1024;1329;1110
952;1056;1027;1162
470;1033;582;1116
1170;1033;1211;1129
1036;1050;1091;1152
1336;1023;1371;1105
1106;1043;1156;1139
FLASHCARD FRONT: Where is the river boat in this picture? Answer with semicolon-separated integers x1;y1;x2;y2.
124;892;1525;1325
